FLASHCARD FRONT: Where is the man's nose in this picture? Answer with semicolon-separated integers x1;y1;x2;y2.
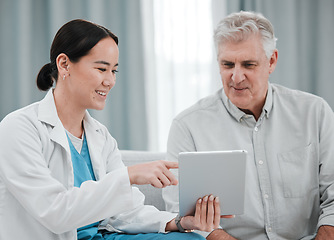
231;66;245;84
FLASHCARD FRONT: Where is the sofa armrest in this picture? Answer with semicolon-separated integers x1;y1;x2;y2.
120;150;166;211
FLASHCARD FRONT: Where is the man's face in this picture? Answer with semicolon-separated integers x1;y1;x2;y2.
217;34;277;118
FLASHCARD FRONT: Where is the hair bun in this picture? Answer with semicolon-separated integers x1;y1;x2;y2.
36;63;54;91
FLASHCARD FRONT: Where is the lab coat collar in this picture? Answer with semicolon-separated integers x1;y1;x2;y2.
39;89;106;180
38;89;59;127
82;112;105;180
38;89;70;153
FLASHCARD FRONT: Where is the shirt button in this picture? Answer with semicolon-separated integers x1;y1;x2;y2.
267;227;272;232
264;194;269;199
254;127;259;131
259;160;264;165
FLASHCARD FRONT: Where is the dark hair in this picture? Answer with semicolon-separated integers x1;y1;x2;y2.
36;19;118;91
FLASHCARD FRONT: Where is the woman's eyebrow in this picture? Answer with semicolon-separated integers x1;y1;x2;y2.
94;60;110;66
94;61;119;67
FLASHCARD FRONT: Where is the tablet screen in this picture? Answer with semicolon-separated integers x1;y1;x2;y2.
178;150;247;216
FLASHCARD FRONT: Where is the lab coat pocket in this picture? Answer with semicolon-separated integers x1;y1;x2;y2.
278;143;318;198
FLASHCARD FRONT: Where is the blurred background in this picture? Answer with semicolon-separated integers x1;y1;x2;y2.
1;0;333;151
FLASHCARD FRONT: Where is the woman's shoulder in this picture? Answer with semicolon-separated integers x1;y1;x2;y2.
0;102;40;128
0;102;44;148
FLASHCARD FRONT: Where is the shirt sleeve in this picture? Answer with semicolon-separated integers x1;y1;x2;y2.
317;100;334;228
0;112;133;234
100;185;177;233
100;125;177;234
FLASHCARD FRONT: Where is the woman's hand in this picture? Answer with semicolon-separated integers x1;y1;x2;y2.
182;195;222;232
127;160;178;188
166;195;235;232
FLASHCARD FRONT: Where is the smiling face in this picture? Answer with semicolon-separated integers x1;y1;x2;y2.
64;37;119;111
218;34;277;119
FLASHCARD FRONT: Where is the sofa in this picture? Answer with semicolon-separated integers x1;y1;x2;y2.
120;150;167;211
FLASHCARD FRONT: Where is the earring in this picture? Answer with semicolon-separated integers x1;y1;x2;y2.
63;75;66;81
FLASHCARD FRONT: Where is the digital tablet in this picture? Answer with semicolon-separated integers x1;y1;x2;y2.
178;150;247;216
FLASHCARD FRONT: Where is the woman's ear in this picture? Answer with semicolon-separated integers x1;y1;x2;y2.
56;53;70;79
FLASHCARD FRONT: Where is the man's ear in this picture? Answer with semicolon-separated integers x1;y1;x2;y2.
269;49;278;74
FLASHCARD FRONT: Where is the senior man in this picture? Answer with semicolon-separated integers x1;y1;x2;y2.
163;11;334;240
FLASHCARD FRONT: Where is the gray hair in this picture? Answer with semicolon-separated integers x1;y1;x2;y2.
214;11;277;59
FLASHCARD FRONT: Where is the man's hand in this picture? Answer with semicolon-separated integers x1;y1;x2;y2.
315;225;334;240
206;229;237;240
127;160;178;188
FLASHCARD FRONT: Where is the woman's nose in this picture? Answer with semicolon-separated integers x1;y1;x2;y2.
103;72;116;88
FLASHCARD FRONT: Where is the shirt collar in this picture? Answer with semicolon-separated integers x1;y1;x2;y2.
220;83;273;122
263;83;273;118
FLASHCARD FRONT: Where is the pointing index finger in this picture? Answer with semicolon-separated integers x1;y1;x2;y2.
163;161;179;169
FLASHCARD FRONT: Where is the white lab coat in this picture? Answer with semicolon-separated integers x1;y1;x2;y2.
0;90;175;240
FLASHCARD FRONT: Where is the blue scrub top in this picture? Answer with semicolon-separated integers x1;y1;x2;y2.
67;133;102;240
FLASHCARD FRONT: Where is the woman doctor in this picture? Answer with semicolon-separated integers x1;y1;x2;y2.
0;19;222;240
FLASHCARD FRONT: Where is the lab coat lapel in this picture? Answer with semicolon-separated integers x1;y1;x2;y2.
38;90;104;179
38;89;71;154
49;123;71;154
83;112;104;180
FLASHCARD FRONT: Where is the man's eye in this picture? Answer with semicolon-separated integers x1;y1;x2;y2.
222;63;234;68
112;70;119;74
244;63;256;68
98;68;107;72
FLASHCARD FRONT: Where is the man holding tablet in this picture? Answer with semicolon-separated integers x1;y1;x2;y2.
163;11;334;239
